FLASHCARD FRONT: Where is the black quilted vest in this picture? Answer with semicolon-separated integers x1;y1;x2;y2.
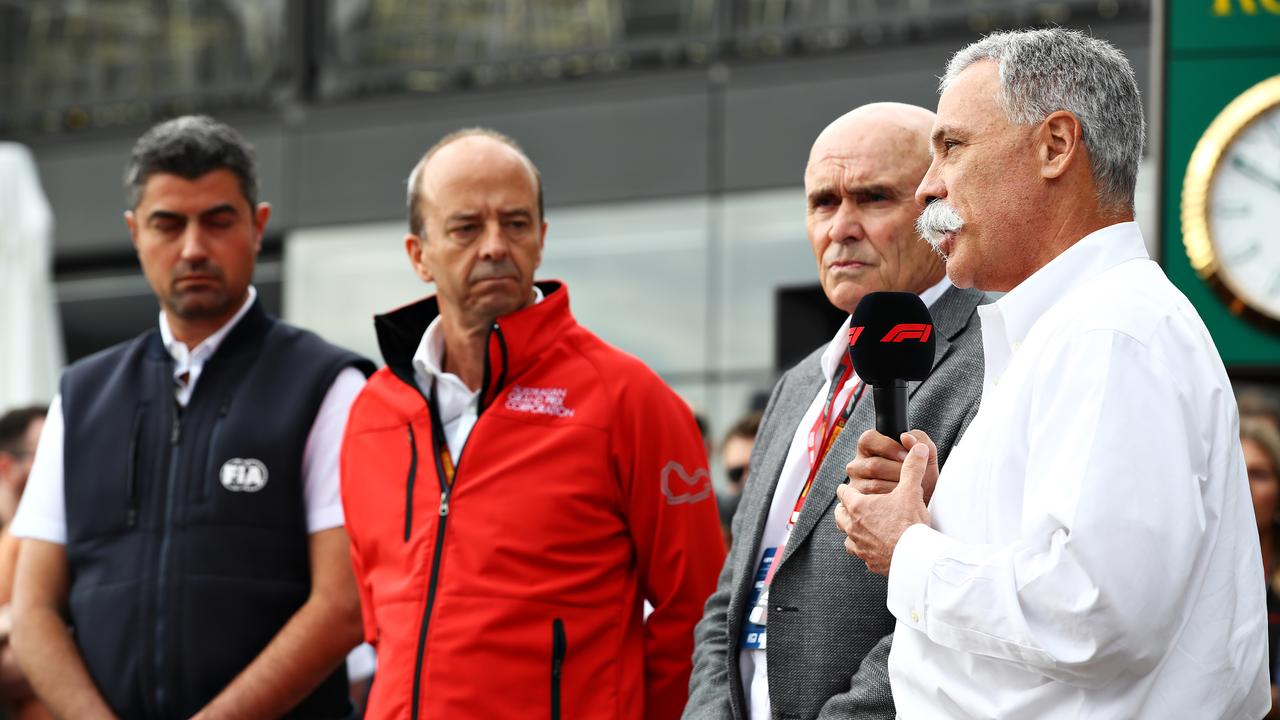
61;299;373;719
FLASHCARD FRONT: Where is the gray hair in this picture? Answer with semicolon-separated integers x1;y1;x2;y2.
941;28;1145;212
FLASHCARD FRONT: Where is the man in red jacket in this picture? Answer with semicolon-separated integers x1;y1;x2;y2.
341;128;725;720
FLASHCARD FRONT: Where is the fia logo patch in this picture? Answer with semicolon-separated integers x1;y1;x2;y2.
219;458;269;493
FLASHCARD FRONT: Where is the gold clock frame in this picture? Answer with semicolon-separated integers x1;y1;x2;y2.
1182;74;1280;333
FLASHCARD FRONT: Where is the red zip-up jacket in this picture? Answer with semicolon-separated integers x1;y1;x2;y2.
341;281;725;720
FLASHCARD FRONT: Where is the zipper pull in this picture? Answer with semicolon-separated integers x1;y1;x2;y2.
439;492;450;517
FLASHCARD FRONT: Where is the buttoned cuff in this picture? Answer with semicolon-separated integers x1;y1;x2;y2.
887;523;958;633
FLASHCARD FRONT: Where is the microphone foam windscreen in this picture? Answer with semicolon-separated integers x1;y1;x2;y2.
848;291;936;384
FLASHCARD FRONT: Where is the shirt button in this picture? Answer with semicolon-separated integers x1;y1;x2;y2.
910;609;920;623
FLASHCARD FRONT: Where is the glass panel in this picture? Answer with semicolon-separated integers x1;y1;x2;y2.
1;0;289;137
716;188;824;373
318;0;722;98
540;197;710;375
282;221;422;365
282;195;712;377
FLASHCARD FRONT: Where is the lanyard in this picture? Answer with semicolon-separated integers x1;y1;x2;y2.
761;359;864;587
427;382;457;486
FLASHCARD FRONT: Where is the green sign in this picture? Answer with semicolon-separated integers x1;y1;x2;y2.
1162;1;1280;367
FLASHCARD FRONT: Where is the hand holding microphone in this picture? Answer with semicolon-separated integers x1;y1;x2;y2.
834;443;932;576
843;291;940;501
833;291;939;573
847;428;940;502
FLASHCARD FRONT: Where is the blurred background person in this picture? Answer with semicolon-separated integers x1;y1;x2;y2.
1241;389;1280;432
0;405;50;720
1243;412;1280;719
0;406;44;529
717;410;760;547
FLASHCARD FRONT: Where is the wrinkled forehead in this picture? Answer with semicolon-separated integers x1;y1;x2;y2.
805;131;928;190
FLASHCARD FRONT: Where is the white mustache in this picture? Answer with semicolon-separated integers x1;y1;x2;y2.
916;200;965;256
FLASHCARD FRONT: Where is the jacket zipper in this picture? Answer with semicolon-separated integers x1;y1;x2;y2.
551;618;566;720
202;399;231;501
408;321;504;720
153;404;183;715
125;406;144;528
409;456;450;720
403;425;418;542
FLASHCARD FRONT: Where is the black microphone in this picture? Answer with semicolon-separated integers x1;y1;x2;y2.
847;292;936;439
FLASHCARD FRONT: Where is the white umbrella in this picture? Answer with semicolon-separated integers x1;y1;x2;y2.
0;142;64;409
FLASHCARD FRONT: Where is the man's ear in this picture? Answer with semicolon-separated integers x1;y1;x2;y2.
535;220;548;270
252;202;272;254
405;234;433;282
1039;110;1084;180
125;210;140;253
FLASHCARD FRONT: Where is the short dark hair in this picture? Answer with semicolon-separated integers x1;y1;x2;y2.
124;115;259;210
722;411;763;448
406;127;544;238
0;405;46;456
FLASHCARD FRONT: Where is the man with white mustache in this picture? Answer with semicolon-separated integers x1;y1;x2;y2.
686;103;987;720
339;128;724;719
835;28;1269;719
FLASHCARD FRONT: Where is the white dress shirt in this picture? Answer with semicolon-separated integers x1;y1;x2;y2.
411;286;543;458
741;276;951;719
11;287;367;542
886;223;1270;719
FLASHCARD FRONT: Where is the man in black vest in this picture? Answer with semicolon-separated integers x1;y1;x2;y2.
10;116;374;719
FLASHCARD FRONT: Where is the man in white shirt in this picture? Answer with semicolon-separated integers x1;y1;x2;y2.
834;28;1271;719
10;115;373;720
685;103;988;720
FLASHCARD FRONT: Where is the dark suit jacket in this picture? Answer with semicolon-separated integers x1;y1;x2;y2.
685;286;987;720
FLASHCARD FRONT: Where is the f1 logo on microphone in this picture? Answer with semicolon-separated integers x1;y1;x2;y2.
880;324;932;343
848;326;865;345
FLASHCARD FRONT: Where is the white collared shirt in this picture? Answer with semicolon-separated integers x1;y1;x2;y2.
741;275;951;719
411;286;543;459
886;223;1270;719
11;287;367;542
160;285;259;407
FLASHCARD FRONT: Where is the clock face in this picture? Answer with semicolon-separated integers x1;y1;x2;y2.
1208;102;1280;318
1182;74;1280;332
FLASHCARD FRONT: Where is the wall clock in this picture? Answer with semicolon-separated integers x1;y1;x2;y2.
1182;74;1280;333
